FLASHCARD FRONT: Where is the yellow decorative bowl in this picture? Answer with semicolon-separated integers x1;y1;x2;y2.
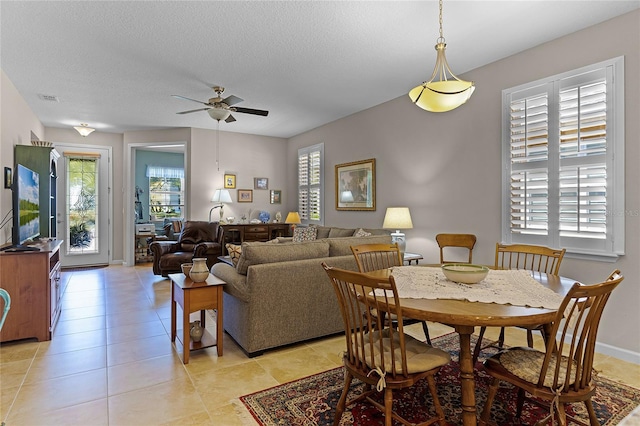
441;264;489;284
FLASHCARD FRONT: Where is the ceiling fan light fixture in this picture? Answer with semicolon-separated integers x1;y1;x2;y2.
408;0;474;112
73;123;96;137
208;108;231;122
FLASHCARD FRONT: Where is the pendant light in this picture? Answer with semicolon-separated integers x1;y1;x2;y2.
408;0;475;112
73;123;95;137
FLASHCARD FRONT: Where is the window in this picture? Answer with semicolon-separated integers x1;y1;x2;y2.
146;166;184;220
502;57;624;260
298;143;324;224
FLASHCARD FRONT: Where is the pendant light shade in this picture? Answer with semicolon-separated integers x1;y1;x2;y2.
73;123;95;137
409;0;474;112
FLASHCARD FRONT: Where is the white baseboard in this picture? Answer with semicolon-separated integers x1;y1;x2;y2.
595;341;640;365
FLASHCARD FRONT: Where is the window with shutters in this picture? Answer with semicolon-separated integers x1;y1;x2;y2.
298;143;324;224
502;57;624;260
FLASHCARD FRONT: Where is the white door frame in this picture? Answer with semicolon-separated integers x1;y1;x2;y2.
55;144;113;267
124;141;189;267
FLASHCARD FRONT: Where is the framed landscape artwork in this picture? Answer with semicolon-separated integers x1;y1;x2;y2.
270;190;281;204
224;174;236;189
335;158;376;211
237;189;253;203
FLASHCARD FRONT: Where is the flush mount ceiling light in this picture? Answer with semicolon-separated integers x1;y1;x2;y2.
73;123;95;137
408;0;475;112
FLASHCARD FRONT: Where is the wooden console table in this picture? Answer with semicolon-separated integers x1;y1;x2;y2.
220;223;290;254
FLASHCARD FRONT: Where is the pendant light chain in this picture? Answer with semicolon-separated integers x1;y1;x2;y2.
438;0;444;42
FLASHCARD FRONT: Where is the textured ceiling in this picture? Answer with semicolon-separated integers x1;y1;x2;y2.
2;1;638;138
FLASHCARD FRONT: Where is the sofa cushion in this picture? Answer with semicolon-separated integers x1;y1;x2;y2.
327;235;393;257
353;228;372;237
328;227;356;238
236;240;330;275
293;226;317;242
313;226;332;239
226;243;242;267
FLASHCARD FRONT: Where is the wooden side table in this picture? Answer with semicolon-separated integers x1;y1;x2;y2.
169;273;225;364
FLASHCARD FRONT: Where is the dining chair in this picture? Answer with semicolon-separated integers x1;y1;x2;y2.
473;243;567;364
480;270;624;426
322;263;451;426
435;233;477;264
351;243;433;345
0;288;11;331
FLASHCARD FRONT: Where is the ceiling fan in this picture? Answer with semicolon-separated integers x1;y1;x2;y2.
172;86;269;123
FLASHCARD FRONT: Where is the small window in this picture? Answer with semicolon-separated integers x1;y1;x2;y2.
298;143;324;224
147;166;184;220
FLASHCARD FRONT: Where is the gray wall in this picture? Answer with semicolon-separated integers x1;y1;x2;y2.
287;10;640;358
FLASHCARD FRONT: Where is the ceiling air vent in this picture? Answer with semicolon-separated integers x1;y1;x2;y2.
37;94;59;102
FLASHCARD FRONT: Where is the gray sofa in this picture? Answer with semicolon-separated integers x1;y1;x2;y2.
211;227;391;357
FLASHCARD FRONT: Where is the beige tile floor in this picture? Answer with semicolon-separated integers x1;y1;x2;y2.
1;264;638;425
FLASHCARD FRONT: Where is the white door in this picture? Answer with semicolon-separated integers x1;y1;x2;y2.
55;145;111;267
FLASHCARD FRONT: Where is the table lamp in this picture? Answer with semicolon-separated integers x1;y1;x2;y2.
209;189;232;222
285;211;301;233
382;207;413;254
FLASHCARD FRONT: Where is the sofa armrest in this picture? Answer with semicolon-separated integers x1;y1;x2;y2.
149;241;179;257
211;263;250;302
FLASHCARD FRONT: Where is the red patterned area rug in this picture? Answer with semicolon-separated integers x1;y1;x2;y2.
240;332;640;425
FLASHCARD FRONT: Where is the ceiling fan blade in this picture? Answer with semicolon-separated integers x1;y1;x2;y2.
223;95;244;106
225;114;236;123
176;108;210;115
233;107;269;116
171;95;209;105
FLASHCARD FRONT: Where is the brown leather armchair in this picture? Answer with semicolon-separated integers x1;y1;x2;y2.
149;221;223;276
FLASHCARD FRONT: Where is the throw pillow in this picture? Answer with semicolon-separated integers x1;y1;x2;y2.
293;226;318;242
353;228;372;237
225;243;242;267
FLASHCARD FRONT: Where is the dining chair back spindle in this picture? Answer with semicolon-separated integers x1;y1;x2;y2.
474;243;567;364
351;243;433;344
435;233;477;264
480;270;624;426
322;263;450;426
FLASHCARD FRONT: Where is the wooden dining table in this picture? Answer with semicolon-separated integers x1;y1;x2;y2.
363;267;577;426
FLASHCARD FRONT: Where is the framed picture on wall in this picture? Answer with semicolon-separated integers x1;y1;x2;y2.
224;174;236;189
237;189;253;203
254;177;268;190
335;158;376;211
270;190;281;204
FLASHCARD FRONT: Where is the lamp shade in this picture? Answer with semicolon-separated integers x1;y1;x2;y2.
285;211;301;224
211;189;232;203
73;123;95;137
208;108;231;122
382;207;413;230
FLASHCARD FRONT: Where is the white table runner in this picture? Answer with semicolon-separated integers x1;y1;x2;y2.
383;266;564;310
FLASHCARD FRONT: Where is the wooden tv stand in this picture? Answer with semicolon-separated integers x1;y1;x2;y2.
0;239;63;342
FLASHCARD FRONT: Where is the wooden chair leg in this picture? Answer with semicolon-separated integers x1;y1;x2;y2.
426;374;446;426
497;326;506;347
480;376;500;424
473;326;487;365
526;329;534;348
516;388;525;418
333;370;353;426
557;402;568;426
384;388;393;426
422;321;432;345
584;399;599;425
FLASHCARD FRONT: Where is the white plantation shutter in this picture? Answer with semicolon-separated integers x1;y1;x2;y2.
502;57;624;259
298;143;324;223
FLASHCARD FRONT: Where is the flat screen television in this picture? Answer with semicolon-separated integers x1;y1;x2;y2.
13;164;40;246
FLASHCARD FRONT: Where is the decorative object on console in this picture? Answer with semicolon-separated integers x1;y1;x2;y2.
335;158;376;211
258;211;270;223
224;173;236;189
274;211;282;223
73;123;96;137
209;189;232;222
270;190;281;204
254;177;268;190
285;211;301;232
237;189;253;203
382;207;413;254
408;0;475;112
188;258;209;282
